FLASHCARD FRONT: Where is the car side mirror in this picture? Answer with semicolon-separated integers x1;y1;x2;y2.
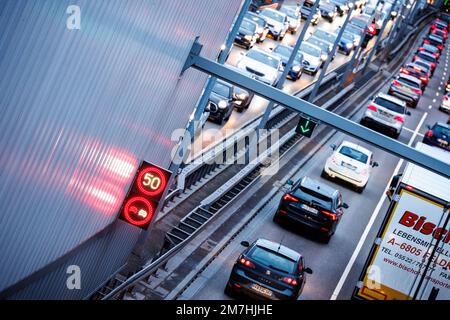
426;124;431;130
330;144;337;151
341;203;349;209
205;105;211;112
406;111;412;116
304;267;313;274
287;179;294;186
369;95;374;100
372;161;379;168
240;241;250;247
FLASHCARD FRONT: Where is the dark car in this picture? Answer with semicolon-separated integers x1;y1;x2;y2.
414;59;433;78
307;36;332;63
417;43;440;59
400;63;430;89
423;123;450;151
431;20;449;34
430;27;447;40
335;28;355;55
245;12;269;43
387;73;422;108
330;0;349;16
350;14;376;48
225;238;313;300
207;80;234;124
319;2;337;23
413;52;438;73
234;18;258;49
226;65;255;112
301;0;320;25
423;34;444;51
273;176;349;243
271;44;304;80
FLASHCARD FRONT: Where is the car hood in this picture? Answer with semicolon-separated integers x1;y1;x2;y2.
238;57;278;79
263;17;284;28
301;52;321;66
208;92;226;105
238;27;254;36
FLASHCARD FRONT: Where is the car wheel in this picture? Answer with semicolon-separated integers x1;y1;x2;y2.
355;184;366;193
224;283;234;297
320;232;332;244
321;169;329;179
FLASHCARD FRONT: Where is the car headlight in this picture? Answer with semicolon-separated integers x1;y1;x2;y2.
292;65;301;72
256;27;263;34
321;54;328;61
237;93;247;100
290;21;297;27
346;42;353;49
218;100;227;109
244;35;253;41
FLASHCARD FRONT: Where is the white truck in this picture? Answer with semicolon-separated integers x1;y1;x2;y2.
354;142;450;300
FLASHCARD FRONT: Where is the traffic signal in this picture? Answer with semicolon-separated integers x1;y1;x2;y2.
295;116;317;138
119;161;171;229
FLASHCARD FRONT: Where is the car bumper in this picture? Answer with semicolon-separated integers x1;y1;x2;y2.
303;64;320;73
324;164;367;187
362;115;402;134
287;69;302;80
423;137;450;151
441;101;450;112
227;267;297;300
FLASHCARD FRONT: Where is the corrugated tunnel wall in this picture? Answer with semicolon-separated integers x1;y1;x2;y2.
0;0;242;299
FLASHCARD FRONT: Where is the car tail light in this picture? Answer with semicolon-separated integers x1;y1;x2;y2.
367;104;377;111
283;194;299;202
282;277;298;286
445;96;449;101
424;40;430;44
438;44;444;50
433;53;439;57
430;63;436;68
239;258;255;268
419;76;428;82
401;68;410;75
413;66;422;72
394;115;405;123
418;48;425;52
278;209;288;215
426;130;433;138
412;88;422;95
360;168;369;175
392;80;400;86
322;210;337;221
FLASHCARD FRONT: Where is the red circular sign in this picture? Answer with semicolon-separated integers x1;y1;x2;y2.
136;167;168;197
123;196;154;227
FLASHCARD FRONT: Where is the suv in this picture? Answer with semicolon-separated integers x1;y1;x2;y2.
207;80;234;125
301;0;320;25
360;93;411;139
271;44;304;80
388;73;422;108
423;122;450;151
245;12;269;43
259;8;289;41
273;176;349;243
234;18;258;49
400;63;430;89
225;239;313;300
237;48;282;86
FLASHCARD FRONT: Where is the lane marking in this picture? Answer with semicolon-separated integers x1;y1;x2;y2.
330;111;428;300
439;87;442;90
428;105;432;110
433;98;436;102
436;92;440;96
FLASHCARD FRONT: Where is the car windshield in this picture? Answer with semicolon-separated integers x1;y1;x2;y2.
308;37;328;50
321;3;334;10
374;97;405;113
417;52;436;62
273;45;292;58
429;34;443;43
332;0;346;4
246;13;265;27
249;246;296;274
414;60;431;71
241;19;256;32
260;10;284;23
213;82;230;97
338;146;369;164
314;29;336;43
424;44;438;52
293;184;333;209
346;24;363;35
433;125;450;139
246;50;279;68
351;18;367;29
342;31;355;40
281;8;298;19
301;43;320;56
398;77;420;89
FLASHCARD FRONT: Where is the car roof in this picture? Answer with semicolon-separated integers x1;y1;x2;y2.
339;140;372;156
302;41;322;51
248;47;280;59
398;73;422;84
406;62;428;71
254;239;301;261
376;92;406;107
299;176;338;199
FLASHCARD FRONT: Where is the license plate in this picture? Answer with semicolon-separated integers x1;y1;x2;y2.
251;284;273;297
301;204;318;215
438;138;448;146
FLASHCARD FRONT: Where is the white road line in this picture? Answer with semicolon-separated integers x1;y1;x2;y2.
330;111;428;300
428;105;432;110
439;87;442;90
433;98;436;102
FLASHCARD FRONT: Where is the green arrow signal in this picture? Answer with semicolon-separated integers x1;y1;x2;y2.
300;120;310;133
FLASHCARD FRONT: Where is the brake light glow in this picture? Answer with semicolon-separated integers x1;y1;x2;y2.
412;88;422;95
401;68;410;75
426;130;433;138
433;53;439;57
282;277;298;286
424;40;430;44
406;185;414;191
392;80;400;86
419;76;428;82
413;66;422;71
438;44;444;50
283;194;299;202
239;258;255;268
445;96;449;101
394;115;405;123
367;104;377;111
322;210;337;221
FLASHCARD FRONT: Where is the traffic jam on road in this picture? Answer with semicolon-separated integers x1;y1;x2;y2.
182;1;450;301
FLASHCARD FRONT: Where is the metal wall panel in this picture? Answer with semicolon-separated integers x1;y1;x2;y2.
0;0;242;297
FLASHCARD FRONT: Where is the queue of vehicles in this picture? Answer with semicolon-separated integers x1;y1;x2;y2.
223;14;450;301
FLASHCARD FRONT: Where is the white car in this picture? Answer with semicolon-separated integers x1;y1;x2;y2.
441;92;450;113
322;141;379;193
259;8;289;41
237;48;282;86
299;42;323;75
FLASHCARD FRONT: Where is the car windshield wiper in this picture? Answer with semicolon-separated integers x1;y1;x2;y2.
268;264;289;273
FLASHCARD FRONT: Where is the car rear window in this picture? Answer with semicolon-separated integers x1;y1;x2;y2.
339;146;369;164
293;185;333;209
351;18;367;29
417;52;436;62
434;125;450;139
273;45;292;58
374;97;405;113
249;246;296;274
398;77;420;89
241;19;256;33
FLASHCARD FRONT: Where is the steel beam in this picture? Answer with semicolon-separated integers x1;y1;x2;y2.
183;48;450;178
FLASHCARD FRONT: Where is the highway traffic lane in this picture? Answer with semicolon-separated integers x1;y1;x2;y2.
189;68;431;300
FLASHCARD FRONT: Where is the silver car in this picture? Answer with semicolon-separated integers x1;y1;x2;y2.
360;93;411;139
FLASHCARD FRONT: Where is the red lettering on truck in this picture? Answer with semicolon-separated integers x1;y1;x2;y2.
398;211;450;243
